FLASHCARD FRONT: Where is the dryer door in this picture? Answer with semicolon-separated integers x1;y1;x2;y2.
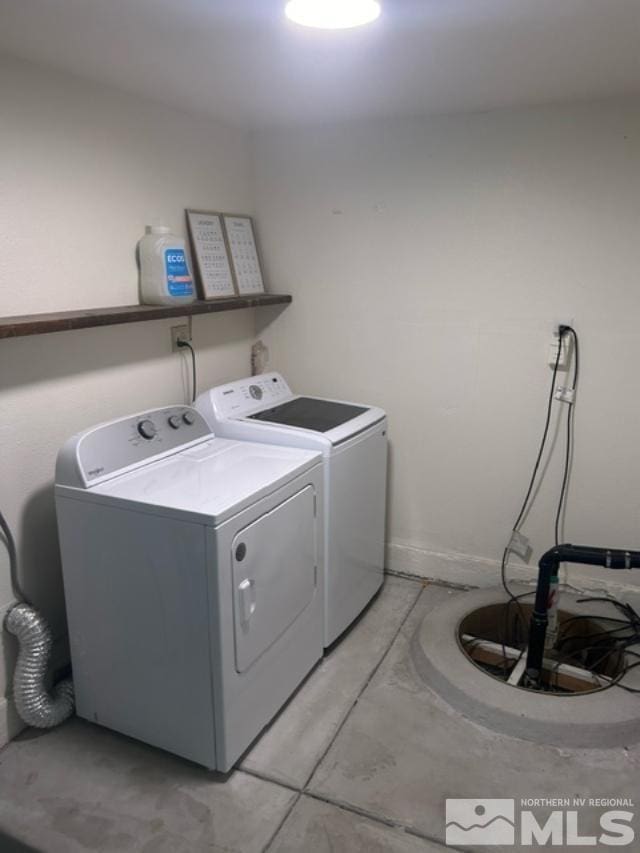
232;485;317;673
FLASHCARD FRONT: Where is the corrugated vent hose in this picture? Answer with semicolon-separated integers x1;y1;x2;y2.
1;510;74;728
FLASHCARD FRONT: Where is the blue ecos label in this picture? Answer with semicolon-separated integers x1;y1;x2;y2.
164;249;194;297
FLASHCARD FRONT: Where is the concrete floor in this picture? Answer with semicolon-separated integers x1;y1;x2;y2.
0;576;638;852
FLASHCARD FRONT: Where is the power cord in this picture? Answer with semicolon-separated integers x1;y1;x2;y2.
0;509;31;607
499;326;574;675
501;327;569;598
549;597;640;693
177;340;197;403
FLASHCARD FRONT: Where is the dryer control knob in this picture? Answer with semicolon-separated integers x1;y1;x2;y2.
182;411;196;426
249;385;263;400
137;419;157;440
167;415;181;430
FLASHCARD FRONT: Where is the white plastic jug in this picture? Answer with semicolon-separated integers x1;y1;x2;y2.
138;225;196;306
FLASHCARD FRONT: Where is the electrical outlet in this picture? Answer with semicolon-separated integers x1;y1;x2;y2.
548;335;569;370
171;324;191;352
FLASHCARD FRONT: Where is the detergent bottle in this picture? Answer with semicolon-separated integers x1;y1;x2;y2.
138;225;196;306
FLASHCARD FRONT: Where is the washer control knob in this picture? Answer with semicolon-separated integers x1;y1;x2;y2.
137;419;157;440
249;385;263;400
168;415;181;430
182;411;196;426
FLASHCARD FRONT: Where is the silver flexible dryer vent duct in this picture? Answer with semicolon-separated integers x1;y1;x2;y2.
5;603;74;728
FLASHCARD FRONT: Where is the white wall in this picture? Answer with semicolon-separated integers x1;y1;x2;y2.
3;54;640;747
0;55;259;743
251;99;640;590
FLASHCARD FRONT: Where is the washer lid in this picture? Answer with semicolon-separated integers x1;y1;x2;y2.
248;397;368;433
196;373;386;447
88;438;321;524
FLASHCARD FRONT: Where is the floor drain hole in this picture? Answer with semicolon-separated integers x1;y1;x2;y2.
458;603;627;694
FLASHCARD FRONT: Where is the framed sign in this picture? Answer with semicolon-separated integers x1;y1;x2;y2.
222;214;265;295
185;210;236;299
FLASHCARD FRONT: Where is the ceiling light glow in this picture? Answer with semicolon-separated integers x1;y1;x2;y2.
285;0;381;30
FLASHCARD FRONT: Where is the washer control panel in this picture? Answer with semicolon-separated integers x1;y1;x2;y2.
213;372;292;418
65;406;212;487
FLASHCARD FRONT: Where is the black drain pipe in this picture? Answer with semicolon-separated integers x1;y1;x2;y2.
525;544;640;686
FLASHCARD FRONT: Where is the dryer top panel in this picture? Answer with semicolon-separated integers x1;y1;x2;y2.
64;438;321;525
56;406;212;489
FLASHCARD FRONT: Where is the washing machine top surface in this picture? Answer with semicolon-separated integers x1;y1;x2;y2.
196;372;385;446
56;405;321;524
248;397;368;433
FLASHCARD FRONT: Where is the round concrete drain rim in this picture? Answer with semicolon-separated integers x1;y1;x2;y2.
411;586;640;748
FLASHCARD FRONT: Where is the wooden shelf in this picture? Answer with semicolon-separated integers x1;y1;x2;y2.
0;293;292;339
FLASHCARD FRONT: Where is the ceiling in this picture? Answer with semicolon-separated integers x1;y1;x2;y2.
1;0;639;128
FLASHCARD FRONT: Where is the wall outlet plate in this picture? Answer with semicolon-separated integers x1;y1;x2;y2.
548;336;569;370
171;324;191;352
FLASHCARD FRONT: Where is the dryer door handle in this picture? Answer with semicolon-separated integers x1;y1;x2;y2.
238;578;257;625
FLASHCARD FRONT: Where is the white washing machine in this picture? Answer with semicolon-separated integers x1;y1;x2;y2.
55;405;324;771
196;373;387;647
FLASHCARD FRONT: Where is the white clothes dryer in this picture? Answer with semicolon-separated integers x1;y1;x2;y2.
55;405;323;771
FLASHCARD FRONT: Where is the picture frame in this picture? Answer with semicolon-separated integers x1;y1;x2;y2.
222;214;266;295
185;209;236;299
